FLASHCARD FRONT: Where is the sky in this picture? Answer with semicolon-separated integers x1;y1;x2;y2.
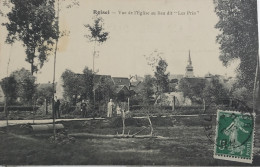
0;0;239;83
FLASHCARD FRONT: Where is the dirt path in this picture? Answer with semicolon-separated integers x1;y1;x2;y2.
0;114;215;127
0;118;105;127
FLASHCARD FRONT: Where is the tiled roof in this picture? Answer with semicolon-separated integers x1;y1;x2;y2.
112;77;130;86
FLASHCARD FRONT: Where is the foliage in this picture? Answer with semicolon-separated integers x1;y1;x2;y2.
139;75;155;105
231;85;253;107
35;83;53;105
144;50;169;94
61;67;95;104
154;59;170;93
95;76;116;104
0;75;18;105
59;100;75;114
3;0;58;74
84;16;109;43
11;68;37;104
84;16;109;73
61;69;84;102
82;67;94;101
1;68;37;105
202;76;229;103
116;88;130;102
213;0;258;90
178;78;205;102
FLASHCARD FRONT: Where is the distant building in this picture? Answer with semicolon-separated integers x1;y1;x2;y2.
55;74;133;100
112;77;131;88
185;50;195;78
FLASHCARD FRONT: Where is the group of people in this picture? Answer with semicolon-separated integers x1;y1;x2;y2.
107;99;127;118
54;97;126;119
80;99;90;118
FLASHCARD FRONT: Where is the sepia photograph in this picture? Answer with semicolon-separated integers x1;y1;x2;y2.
0;0;259;165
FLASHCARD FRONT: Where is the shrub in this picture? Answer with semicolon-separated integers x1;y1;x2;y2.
60;100;75;114
0;106;39;112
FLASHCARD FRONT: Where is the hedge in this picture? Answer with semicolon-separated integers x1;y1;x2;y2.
0;106;39;112
130;105;203;111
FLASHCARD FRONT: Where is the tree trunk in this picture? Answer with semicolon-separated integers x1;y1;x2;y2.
30;62;34;75
30;47;36;75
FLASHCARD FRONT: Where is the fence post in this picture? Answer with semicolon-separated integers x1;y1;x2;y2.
172;96;175;111
45;98;48;115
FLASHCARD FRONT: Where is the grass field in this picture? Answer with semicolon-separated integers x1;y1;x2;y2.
0;116;260;165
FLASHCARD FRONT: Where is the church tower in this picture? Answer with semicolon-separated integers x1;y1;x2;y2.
185;50;195;78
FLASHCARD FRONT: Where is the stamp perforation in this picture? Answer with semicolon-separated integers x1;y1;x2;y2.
213;110;255;164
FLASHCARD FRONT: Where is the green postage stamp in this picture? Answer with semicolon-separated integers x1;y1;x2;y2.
214;110;255;163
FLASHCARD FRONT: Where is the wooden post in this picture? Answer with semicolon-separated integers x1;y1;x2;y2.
33;98;35;124
172;96;175;111
147;116;153;136
45;98;48;115
122;110;125;135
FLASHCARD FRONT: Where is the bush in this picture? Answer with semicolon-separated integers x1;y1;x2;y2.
0;106;39;112
60;100;75;114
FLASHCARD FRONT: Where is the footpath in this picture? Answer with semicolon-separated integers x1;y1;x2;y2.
0;114;206;127
0;118;105;127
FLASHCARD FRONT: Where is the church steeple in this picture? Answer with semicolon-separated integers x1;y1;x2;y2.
188;50;192;65
185;50;195;78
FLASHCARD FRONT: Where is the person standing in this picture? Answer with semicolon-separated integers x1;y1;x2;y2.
54;96;61;119
81;99;87;118
107;99;114;117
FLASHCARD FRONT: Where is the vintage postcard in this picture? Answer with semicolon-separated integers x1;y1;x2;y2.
0;0;259;166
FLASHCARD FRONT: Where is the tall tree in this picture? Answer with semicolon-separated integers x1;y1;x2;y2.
213;0;258;91
154;59;170;93
144;50;169;93
3;0;58;74
84;16;109;73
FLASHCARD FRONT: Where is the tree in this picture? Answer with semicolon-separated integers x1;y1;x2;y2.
61;69;84;103
95;76;116;104
154;59;170;93
84;16;109;72
140;75;155;105
144;50;169;93
3;0;58;74
35;83;53;105
11;68;37;104
178;78;206;102
82;67;94;101
0;76;18;105
213;0;258;91
202;76;229;104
